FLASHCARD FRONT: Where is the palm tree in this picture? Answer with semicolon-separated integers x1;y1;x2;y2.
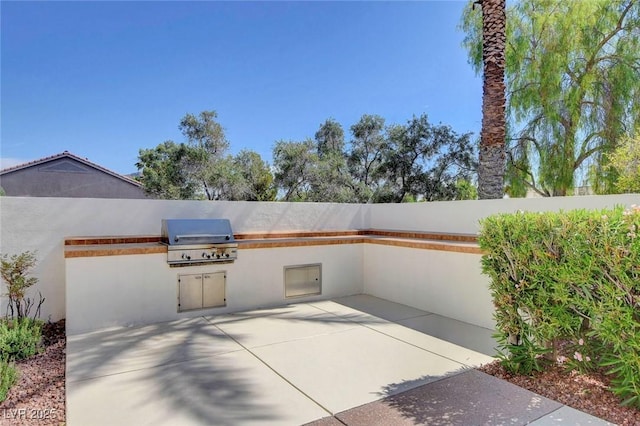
476;0;507;199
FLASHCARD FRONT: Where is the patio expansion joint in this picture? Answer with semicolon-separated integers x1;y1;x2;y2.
358;323;475;370
528;405;566;424
309;304;474;370
202;316;335;417
394;312;436;322
236;326;363;351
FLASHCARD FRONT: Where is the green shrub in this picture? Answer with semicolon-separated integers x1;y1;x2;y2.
0;250;45;320
0;358;17;402
479;204;640;406
0;317;43;361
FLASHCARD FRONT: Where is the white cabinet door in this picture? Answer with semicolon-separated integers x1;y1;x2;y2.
178;274;203;312
203;272;226;308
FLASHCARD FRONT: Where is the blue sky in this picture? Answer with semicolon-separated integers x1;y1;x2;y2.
1;0;481;175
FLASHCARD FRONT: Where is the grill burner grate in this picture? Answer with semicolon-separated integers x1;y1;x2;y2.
161;219;238;266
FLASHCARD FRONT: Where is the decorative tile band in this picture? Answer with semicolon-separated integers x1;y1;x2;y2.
65;236;161;246
234;230;366;240
64;244;167;258
64;229;481;258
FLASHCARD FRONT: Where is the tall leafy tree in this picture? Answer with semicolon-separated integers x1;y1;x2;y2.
607;131;640;193
232;150;277;201
462;0;640;197
312;119;357;202
315;118;346;158
138;110;276;201
380;115;477;202
348;114;388;202
136;141;202;199
179;110;229;156
178;110;230;200
272;140;318;201
202;155;244;201
272;115;478;203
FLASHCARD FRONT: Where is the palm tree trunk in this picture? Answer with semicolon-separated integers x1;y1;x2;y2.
477;0;507;199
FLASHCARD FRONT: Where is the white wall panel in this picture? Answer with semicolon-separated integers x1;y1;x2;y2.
369;194;640;234
0;197;365;321
66;244;363;334
363;244;494;329
2;194;638;329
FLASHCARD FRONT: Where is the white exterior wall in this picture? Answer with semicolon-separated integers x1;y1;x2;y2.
2;194;638;331
0;197;365;321
66;245;364;334
369;194;640;234
363;244;493;329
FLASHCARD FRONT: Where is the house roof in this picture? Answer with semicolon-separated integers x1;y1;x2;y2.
0;151;142;188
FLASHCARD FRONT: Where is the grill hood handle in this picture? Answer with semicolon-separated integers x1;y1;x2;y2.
174;233;231;242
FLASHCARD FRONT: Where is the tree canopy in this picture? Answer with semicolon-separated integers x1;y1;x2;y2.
137;110;476;202
461;0;640;196
607;131;640;193
137;111;276;201
378;115;476;202
273;114;477;203
136;141;201;199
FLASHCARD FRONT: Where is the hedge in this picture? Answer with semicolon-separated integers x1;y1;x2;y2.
479;205;640;407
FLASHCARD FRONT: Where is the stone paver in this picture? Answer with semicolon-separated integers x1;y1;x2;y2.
333;370;563;425
529;406;615;426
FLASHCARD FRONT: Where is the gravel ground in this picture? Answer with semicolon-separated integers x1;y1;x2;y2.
1;321;639;425
479;360;640;425
0;320;65;426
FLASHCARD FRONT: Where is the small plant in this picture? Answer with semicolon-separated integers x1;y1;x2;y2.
0;251;45;320
0;357;17;402
0;251;45;401
601;350;640;407
494;332;550;375
0;317;43;360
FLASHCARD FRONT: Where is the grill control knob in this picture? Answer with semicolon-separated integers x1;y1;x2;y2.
202;253;211;259
182;253;191;260
216;254;221;259
225;253;230;258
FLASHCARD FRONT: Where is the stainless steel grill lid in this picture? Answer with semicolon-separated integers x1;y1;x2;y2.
161;219;235;245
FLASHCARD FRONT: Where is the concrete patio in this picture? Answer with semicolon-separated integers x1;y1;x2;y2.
66;295;612;425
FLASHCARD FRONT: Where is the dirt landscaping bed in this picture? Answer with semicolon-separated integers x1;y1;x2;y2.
480;360;640;425
0;320;65;426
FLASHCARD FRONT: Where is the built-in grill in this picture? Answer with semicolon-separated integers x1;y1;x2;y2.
161;219;238;266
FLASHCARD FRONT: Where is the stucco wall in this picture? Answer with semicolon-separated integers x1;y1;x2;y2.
1;194;638;331
369;194;640;234
66;245;364;334
0;197;366;321
363;245;493;329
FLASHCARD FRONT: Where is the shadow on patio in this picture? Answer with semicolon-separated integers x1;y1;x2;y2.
66;295;496;425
